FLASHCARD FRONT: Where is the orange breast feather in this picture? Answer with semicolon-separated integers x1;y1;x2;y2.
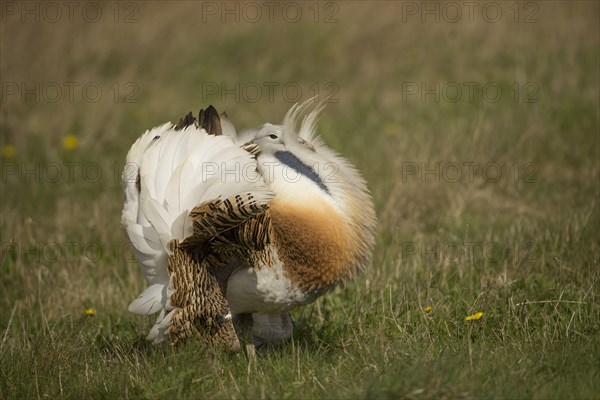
269;198;354;291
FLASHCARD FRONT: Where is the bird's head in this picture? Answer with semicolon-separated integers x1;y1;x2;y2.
247;100;377;282
245;102;342;205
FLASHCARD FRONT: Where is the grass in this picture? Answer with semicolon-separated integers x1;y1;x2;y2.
1;1;599;399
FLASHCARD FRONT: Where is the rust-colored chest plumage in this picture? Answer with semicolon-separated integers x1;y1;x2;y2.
268;198;354;292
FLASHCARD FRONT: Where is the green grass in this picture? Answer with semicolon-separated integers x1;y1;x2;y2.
1;2;599;399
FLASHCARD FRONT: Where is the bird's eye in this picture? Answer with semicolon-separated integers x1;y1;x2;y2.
269;134;279;140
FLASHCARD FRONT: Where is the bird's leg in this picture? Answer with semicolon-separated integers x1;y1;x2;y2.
231;312;254;340
251;312;293;352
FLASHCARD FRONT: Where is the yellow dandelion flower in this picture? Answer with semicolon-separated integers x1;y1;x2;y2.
465;311;484;321
423;306;432;313
84;308;96;316
1;145;15;159
62;135;79;150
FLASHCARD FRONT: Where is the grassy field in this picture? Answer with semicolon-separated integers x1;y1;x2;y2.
1;1;599;399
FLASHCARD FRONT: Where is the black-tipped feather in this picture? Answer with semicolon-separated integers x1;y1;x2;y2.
174;111;196;131
199;105;222;136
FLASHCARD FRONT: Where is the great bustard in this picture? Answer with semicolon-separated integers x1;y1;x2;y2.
122;101;376;351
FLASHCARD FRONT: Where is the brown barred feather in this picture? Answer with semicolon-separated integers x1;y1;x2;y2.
170;190;272;350
167;240;239;351
207;212;274;275
181;194;269;249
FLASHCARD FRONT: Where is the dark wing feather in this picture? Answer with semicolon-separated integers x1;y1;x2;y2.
199;105;222;136
174;111;197;131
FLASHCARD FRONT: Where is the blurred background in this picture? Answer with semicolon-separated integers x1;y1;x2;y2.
1;1;599;398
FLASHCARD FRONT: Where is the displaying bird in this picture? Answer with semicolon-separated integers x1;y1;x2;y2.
122;101;376;351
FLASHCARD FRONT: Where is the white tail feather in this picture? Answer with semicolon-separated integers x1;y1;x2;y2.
128;283;164;315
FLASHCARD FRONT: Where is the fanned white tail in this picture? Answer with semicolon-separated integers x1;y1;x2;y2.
121;122;272;343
